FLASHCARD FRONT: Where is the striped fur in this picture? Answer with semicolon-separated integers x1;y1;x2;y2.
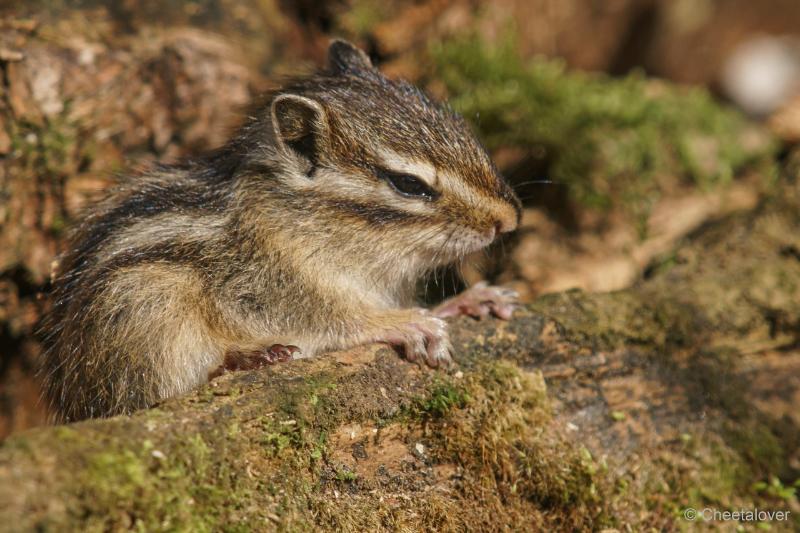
40;40;521;421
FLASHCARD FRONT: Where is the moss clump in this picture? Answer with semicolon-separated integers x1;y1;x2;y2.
301;360;616;531
431;35;777;224
528;288;699;350
53;431;261;532
412;379;471;418
421;362;613;529
12;116;75;178
7;108;91;245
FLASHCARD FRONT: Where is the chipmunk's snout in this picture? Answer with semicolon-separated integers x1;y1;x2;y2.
486;204;519;241
496;211;518;234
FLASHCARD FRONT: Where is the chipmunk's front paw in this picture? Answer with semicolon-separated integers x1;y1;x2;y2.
381;310;453;368
433;281;519;320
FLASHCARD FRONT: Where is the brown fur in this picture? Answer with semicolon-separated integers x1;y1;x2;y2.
39;40;521;421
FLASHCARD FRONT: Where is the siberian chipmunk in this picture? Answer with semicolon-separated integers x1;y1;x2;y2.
40;40;521;421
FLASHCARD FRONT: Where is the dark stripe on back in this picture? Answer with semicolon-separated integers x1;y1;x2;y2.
92;239;217;280
59;174;230;287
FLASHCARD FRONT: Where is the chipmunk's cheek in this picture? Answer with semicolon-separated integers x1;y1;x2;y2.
471;227;498;250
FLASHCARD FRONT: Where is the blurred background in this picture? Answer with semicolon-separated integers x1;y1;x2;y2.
0;0;798;440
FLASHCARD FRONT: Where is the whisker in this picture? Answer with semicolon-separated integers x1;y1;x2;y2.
451;261;459;296
513;179;560;187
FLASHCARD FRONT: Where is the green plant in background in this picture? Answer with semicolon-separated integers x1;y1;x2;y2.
431;35;778;223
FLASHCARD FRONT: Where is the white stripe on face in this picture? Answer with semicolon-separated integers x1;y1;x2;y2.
304;148;442;217
375;148;438;188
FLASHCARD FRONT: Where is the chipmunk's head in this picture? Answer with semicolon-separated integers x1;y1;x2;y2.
249;40;520;268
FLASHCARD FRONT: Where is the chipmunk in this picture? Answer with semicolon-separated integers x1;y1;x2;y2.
40;40;521;422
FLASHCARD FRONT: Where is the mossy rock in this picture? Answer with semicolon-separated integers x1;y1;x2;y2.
2;183;800;530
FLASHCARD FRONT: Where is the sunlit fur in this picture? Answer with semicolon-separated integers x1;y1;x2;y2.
39;40;521;421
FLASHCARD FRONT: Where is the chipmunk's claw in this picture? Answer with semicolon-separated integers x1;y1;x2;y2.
379;310;454;368
433;281;519;320
209;344;300;380
262;344;301;363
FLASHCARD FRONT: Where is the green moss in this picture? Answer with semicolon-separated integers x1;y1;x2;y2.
690;439;747;506
420;361;611;526
651;428;800;532
84;448;148;509
412;378;471;418
531;292;794;515
280;359;617;530
528;289;698;350
49;214;67;236
724;422;787;482
259;418;304;456
431;35;777;225
753;477;798;502
275;375;336;419
11;111;79;179
610;411;626;422
23;423;276;532
334;467;358;483
8;109;87;241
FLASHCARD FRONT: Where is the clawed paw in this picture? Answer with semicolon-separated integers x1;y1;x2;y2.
381;310;453;368
262;344;301;363
433;281;519;320
209;343;300;379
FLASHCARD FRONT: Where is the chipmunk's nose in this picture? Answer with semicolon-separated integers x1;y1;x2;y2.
487;207;519;241
494;206;519;234
495;217;515;234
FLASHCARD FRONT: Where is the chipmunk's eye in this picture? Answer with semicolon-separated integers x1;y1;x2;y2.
377;168;440;201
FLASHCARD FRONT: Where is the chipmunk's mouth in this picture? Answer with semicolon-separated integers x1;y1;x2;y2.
409;224;497;265
430;228;495;260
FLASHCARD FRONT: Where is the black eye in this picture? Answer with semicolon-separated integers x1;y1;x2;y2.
377;168;440;201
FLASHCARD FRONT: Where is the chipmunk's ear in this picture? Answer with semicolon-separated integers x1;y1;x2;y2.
271;94;327;176
327;39;374;75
